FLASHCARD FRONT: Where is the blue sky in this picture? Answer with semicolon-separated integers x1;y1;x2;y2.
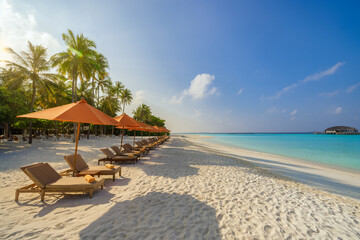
1;0;359;132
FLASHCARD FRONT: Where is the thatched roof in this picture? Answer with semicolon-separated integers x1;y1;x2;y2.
325;126;358;132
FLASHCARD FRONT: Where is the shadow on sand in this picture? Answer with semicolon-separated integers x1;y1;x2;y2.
16;177;131;217
79;192;221;240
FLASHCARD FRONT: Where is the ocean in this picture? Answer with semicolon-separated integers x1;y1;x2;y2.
184;133;360;171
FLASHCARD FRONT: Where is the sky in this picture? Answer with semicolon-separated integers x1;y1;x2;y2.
1;0;360;133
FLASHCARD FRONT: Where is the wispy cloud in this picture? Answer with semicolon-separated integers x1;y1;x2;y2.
268;83;298;100
318;90;339;98
290;109;297;120
329;105;343;115
267;62;345;100
267;107;279;114
132;90;145;106
346;82;360;93
303;62;345;83
237;89;243;95
290;110;298;116
170;73;217;104
0;0;62;63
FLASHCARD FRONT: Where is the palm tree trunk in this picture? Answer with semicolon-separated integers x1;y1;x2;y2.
55;121;59;140
72;74;76;142
28;80;36;144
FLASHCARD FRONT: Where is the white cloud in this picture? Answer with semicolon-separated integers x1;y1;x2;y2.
267;107;278;114
170;73;217;104
0;0;62;63
290;110;298;116
237;89;243;95
318;90;339;98
132;90;145;106
268;83;298;100
303;62;345;83
346;82;360;93
267;62;345;100
331;106;343;115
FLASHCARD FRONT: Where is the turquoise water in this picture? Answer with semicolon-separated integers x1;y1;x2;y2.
188;133;360;171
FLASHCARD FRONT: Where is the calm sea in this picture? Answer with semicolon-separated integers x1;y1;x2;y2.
184;133;360;171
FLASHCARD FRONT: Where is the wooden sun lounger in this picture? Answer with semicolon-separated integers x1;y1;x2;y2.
100;148;138;165
16;162;104;201
123;143;149;155
64;154;121;181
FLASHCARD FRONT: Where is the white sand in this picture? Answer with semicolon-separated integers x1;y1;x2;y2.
0;136;359;239
183;134;360;200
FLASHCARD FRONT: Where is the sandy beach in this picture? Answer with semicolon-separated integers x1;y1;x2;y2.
0;136;359;239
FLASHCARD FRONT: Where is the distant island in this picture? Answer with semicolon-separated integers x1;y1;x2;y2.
314;126;359;135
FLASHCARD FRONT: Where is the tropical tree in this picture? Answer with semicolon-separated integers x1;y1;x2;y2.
99;83;120;135
92;53;109;102
0;87;29;138
51;29;97;141
133;104;152;123
51;29;97;102
95;74;112;106
1;41;60;143
120;88;133;114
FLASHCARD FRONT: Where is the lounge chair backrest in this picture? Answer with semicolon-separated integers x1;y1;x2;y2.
126;144;135;150
135;141;143;147
64;154;89;172
122;144;132;153
23;163;61;188
111;146;122;155
101;148;115;158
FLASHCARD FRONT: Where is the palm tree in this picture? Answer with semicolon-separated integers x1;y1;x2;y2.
92;53;109;102
51;29;97;102
99;83;120;135
120;88;133;114
133;104;151;123
1;41;60;143
95;74;112;106
51;29;97;141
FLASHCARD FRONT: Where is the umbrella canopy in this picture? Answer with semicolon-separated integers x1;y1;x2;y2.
113;113;140;149
113;113;140;128
17;98;119;173
18;98;119;125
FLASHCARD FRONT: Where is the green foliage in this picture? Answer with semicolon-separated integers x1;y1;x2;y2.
0;87;29;125
147;115;165;127
133;104;152;122
0;30;168;138
132;104;166;127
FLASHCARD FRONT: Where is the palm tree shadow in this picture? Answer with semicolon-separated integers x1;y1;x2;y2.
79;192;221;240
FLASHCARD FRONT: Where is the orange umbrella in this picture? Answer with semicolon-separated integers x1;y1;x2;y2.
126;121;154;146
113;113;140;149
17;98;119;172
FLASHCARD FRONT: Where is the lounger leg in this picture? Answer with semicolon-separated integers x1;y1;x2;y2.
113;174;115;181
40;190;45;201
15;189;19;201
89;189;93;199
119;168;121;176
101;184;103;190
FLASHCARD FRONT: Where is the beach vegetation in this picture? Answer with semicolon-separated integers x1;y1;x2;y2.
0;30;168;141
1;41;61;143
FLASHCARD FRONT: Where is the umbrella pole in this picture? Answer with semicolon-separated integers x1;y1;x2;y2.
133;130;135;147
73;122;81;176
120;126;124;150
